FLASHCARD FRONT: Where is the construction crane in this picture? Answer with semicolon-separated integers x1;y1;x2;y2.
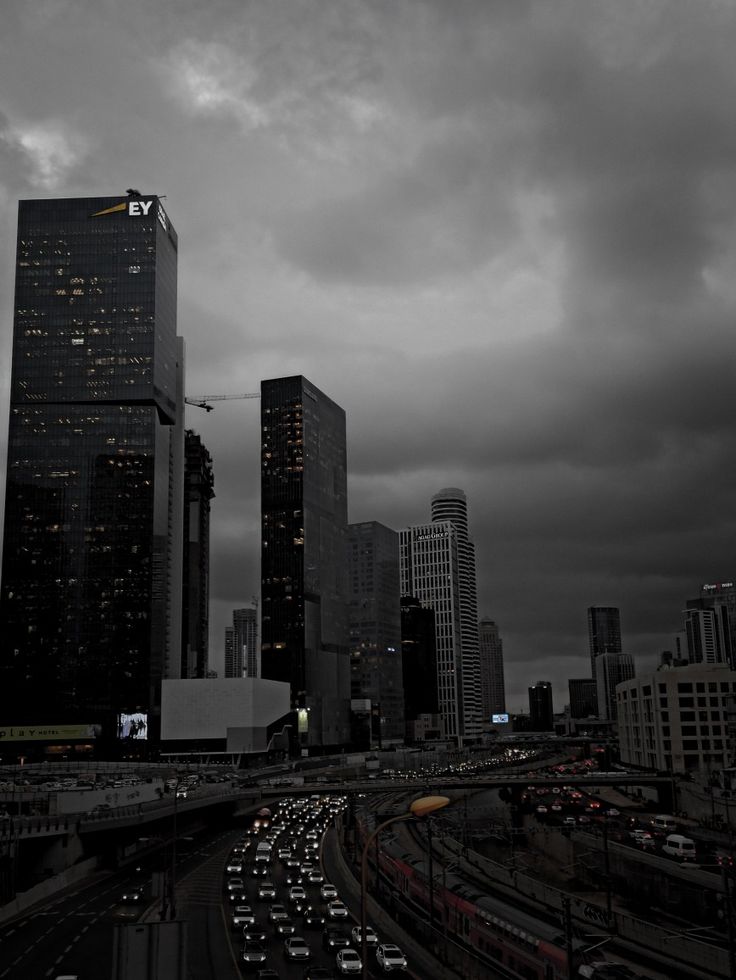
185;392;260;412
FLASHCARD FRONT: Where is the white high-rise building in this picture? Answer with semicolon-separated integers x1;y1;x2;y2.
225;607;259;678
400;488;482;743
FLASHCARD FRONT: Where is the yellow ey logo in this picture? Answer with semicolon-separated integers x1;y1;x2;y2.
92;200;153;217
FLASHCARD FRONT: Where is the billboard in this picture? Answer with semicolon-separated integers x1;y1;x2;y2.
492;713;510;724
117;712;148;740
0;724;100;742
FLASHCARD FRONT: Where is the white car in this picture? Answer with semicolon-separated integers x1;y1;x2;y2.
320;883;338;900
351;925;378;947
376;944;408;971
289;885;307;902
336;948;362;974
327;900;349;919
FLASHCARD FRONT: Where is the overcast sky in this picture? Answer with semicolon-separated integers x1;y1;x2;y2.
1;0;736;714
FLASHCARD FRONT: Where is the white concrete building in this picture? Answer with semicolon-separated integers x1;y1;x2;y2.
161;677;290;753
617;662;736;772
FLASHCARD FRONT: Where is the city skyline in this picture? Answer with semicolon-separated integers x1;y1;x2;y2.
1;2;736;713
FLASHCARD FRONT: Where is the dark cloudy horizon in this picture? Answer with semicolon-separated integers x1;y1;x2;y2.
1;0;735;715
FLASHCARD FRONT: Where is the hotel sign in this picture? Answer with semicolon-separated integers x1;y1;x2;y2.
0;724;99;742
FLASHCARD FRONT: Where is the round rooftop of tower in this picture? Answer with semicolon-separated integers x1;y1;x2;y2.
431;488;469;534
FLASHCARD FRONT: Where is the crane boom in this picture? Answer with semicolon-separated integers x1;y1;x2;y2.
185;392;260;412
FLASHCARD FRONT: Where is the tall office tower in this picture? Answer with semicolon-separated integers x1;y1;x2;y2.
588;606;622;676
260;376;350;749
348;521;404;743
400;497;481;743
684;606;728;664
233;606;259;678
568;678;598;718
528;680;554;731
224;627;237;678
431;489;483;739
595;652;635;722
684;581;736;668
400;597;439;729
0;193;182;742
478;618;506;720
181;430;214;679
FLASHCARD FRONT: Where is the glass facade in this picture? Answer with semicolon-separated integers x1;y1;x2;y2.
260;376;350;748
182;430;214;679
0;195;181;741
348;521;404;742
588;605;622;676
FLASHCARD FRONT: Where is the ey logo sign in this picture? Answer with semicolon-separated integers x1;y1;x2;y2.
92;200;153;218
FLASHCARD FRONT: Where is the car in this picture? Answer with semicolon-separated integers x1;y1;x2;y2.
327;901;349;919
227;876;245;892
563;816;577;827
320;883;338;901
303;908;325;928
551;803;563;813
289;885;307;902
302;968;334;980
630;830;656;849
536;805;548;815
351;925;378;947
256;971;279;980
287;872;305;885
606;808;621;817
232;906;256;928
121;887;144;903
251;865;269;877
307;870;324;884
258;882;277;900
243;927;268;942
226;860;243;873
242;941;268;965
229;889;247;904
300;863;315;875
323;927;351;951
286;857;301;869
336;949;362;974
269;903;289;922
275;917;296;936
375;944;408;971
284;936;312;960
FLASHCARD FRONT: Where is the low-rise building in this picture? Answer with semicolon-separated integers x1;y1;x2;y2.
617;662;736;772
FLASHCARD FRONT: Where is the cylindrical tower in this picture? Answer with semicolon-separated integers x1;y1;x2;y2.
431;487;468;540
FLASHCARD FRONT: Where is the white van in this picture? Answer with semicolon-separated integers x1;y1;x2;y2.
651;814;677;833
255;842;272;864
662;834;696;860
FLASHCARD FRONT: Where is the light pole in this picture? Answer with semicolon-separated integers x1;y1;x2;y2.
360;795;450;980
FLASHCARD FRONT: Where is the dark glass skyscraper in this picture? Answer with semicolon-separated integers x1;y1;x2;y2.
0;194;182;742
348;521;404;743
528;680;554;731
587;606;622;676
478;617;505;719
260;375;350;749
182;430;214;679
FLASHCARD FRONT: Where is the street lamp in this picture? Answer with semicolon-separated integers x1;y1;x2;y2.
360;795;450;979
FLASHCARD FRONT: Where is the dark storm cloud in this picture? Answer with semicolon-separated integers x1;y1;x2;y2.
1;0;736;712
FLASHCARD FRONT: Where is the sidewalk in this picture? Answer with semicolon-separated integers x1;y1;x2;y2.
322;826;463;980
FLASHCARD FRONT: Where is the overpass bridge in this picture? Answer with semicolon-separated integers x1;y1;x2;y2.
0;771;676;842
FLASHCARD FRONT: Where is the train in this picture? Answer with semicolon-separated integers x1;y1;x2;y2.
363;824;583;980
